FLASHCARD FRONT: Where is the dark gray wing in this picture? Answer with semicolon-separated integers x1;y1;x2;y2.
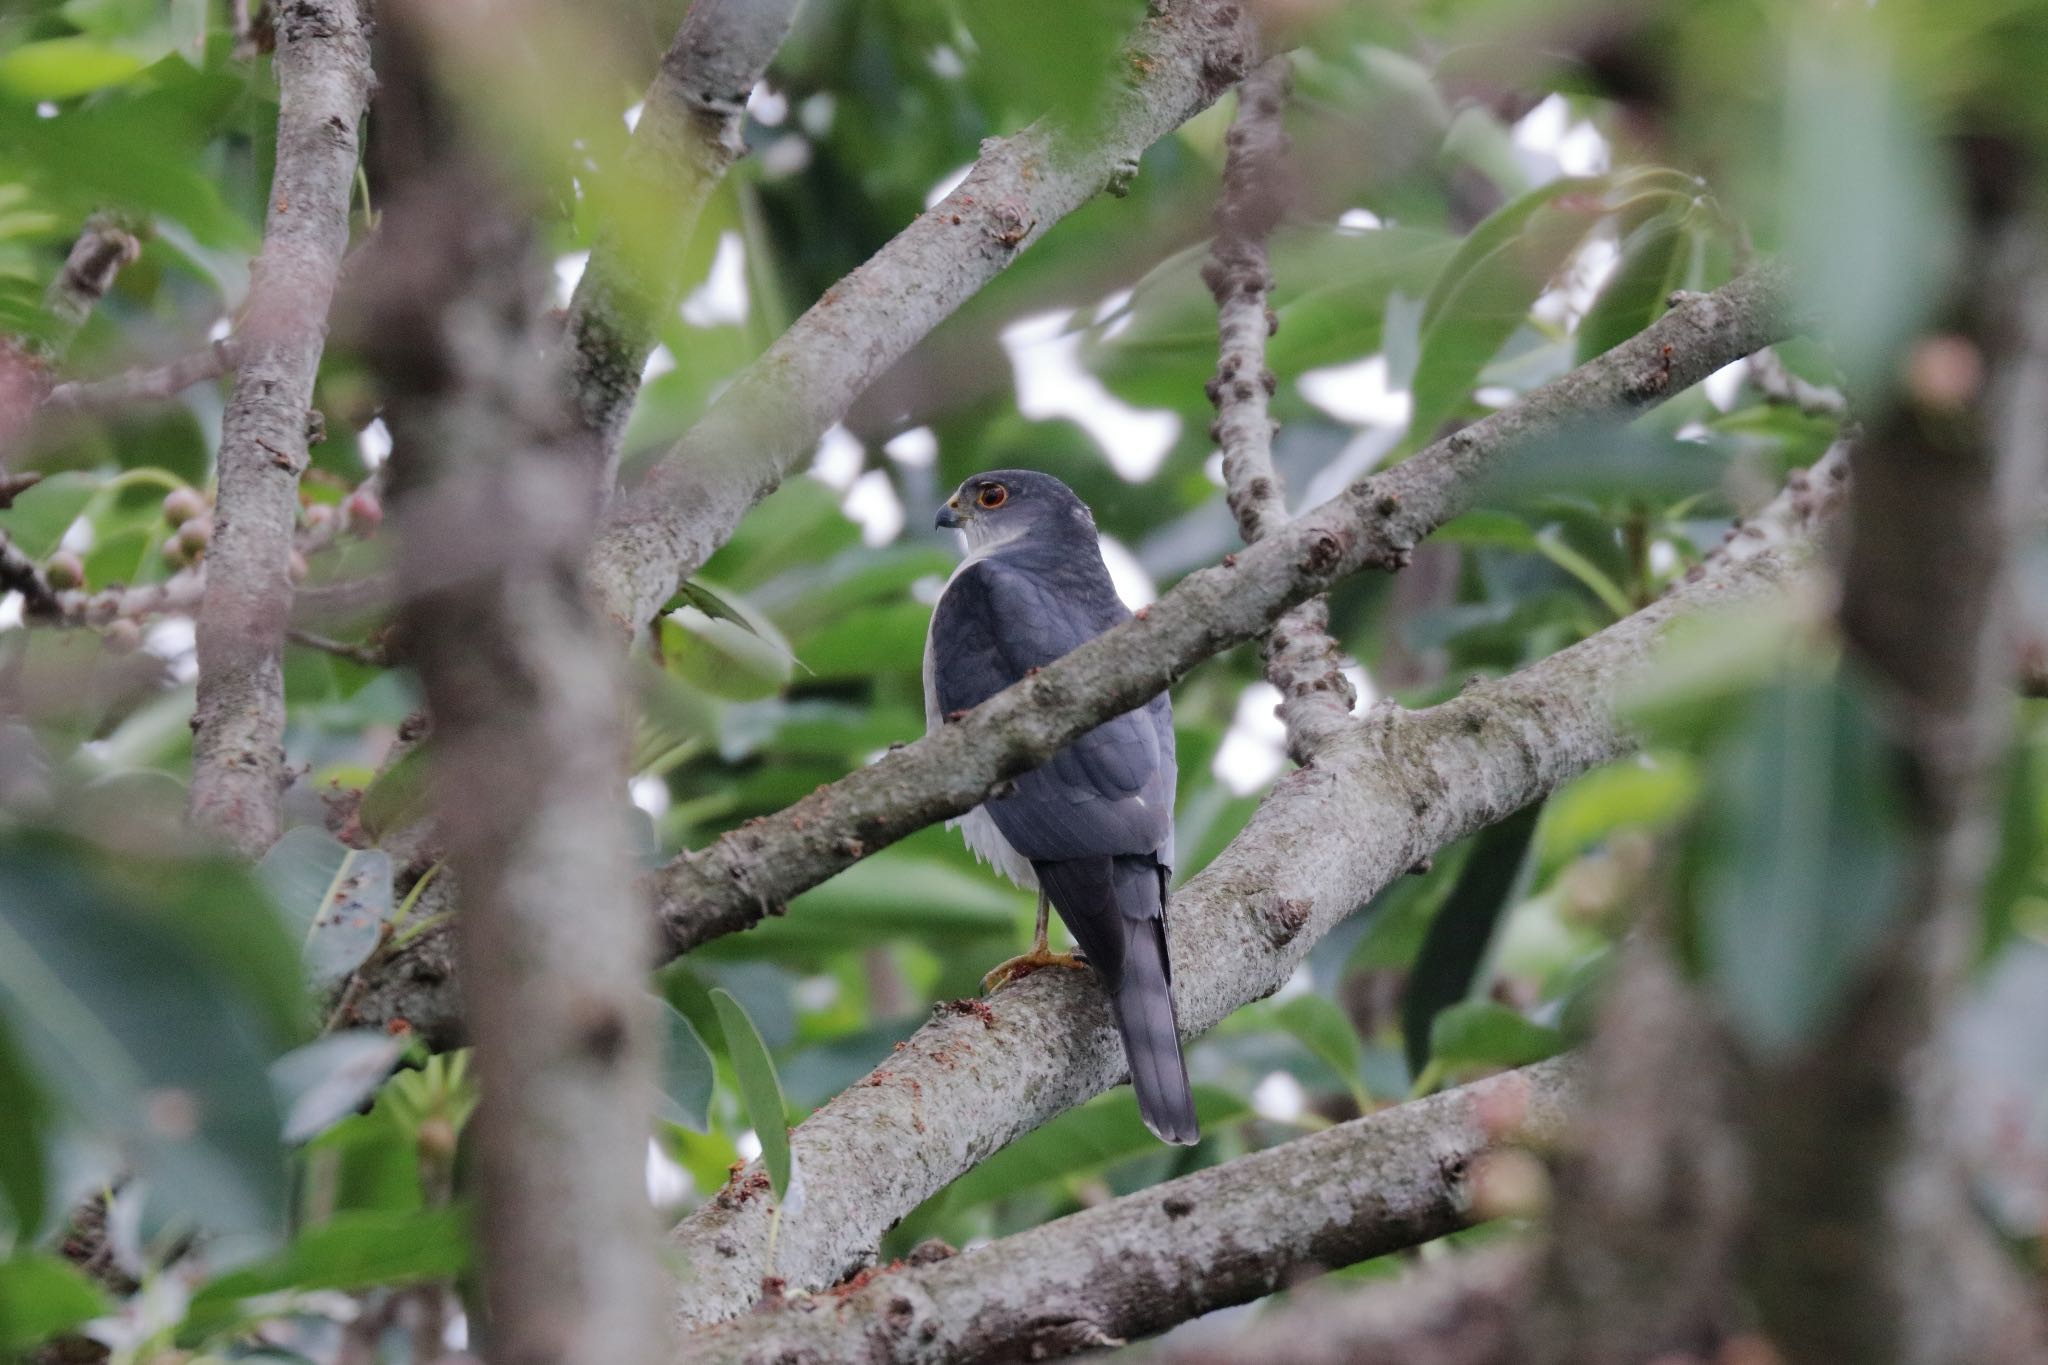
930;559;1175;865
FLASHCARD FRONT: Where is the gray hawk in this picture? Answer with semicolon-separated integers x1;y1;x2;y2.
923;469;1196;1145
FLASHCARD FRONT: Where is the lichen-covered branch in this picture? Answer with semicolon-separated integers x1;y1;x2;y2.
347;264;1798;1044
1204;56;1355;760
586;0;1266;631
661;539;1818;1327
567;0;803;490
683;1059;1580;1365
188;0;372;857
361;22;666;1365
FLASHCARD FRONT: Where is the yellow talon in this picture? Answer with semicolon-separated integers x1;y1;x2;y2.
981;948;1090;995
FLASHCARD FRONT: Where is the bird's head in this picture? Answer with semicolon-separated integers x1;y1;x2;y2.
936;469;1094;553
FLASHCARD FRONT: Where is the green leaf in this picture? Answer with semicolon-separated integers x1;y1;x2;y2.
1409;178;1607;440
1576;210;1696;362
1429;1001;1566;1071
788;601;932;681
0;1252;109;1351
0;1014;48;1235
1539;760;1699;872
183;1207;470;1341
934;1085;1247;1214
0;833;296;1238
710;855;1022;959
257;827;395;987
270;1031;406;1144
0;38;146;100
660;579;799;700
0;472;97;561
1687;675;1909;1054
358;746;431;842
709;988;795;1203
1403;802;1544;1076
1272;995;1367;1104
655;998;715;1132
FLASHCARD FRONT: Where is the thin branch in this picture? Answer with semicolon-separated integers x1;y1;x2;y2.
586;0;1266;632
48;571;207;627
658;535;1824;1326
42;339;241;413
285;627;386;668
1748;345;1849;418
0;531;60;617
347;265;1799;1046
188;0;373;857
682;1059;1581;1364
567;0;804;490
1205;56;1356;761
362;21;666;1365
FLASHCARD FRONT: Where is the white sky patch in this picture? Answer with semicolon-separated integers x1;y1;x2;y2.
1342;662;1378;711
646;1139;691;1206
1001;311;1179;481
641;345;677;384
1298;354;1412;428
1674;420;1712;443
59;516;93;555
1202;451;1226;487
629;774;671;821
1298;424;1404;510
553;251;589;309
924;162;973;210
1097;534;1155;610
1703;358;1746;411
928;44;967;79
1337;207;1384;230
910;573;947;607
1271;964;1314;1002
623;101;643;132
1093;288;1134;323
1532;232;1620;330
208;315;232;342
810;424;864;490
884;426;937;467
680;231;749;328
1473;385;1517;409
800;92;836;136
1251;1070;1308;1124
357;417;392;469
1649;540;1681;576
1511;94;1611;182
36;101;59;118
760;136;812;178
843;468;905;546
736;1129;763;1162
747;83;788;127
145;618;198;685
1213;680;1287;796
0;593;22;631
793;975;840;1012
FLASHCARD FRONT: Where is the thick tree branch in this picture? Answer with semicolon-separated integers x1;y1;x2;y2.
347;264;1798;1044
567;0;803;491
683;1058;1580;1364
661;536;1821;1326
188;0;372;856
362;23;666;1365
586;0;1266;631
1205;56;1356;761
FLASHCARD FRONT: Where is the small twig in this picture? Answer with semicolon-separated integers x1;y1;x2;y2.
287;626;387;668
0;531;60;617
0;471;43;508
43;339;242;413
1203;57;1356;762
1748;346;1849;418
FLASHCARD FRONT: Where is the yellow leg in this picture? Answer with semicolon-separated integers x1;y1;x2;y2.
982;891;1089;993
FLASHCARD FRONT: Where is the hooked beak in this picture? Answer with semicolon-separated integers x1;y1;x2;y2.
935;500;966;530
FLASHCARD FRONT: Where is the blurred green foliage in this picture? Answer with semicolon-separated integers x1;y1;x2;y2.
1;0;2045;1357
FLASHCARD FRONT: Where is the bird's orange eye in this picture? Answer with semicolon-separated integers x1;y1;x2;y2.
977;484;1008;510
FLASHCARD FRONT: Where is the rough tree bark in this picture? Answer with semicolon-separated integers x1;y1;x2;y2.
661;537;1818;1327
566;0;804;490
357;17;667;1365
682;1059;1580;1365
1205;55;1357;760
586;0;1266;631
188;0;372;856
348;266;1797;1043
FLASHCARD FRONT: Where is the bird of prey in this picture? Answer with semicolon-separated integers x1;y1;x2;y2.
923;470;1197;1145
